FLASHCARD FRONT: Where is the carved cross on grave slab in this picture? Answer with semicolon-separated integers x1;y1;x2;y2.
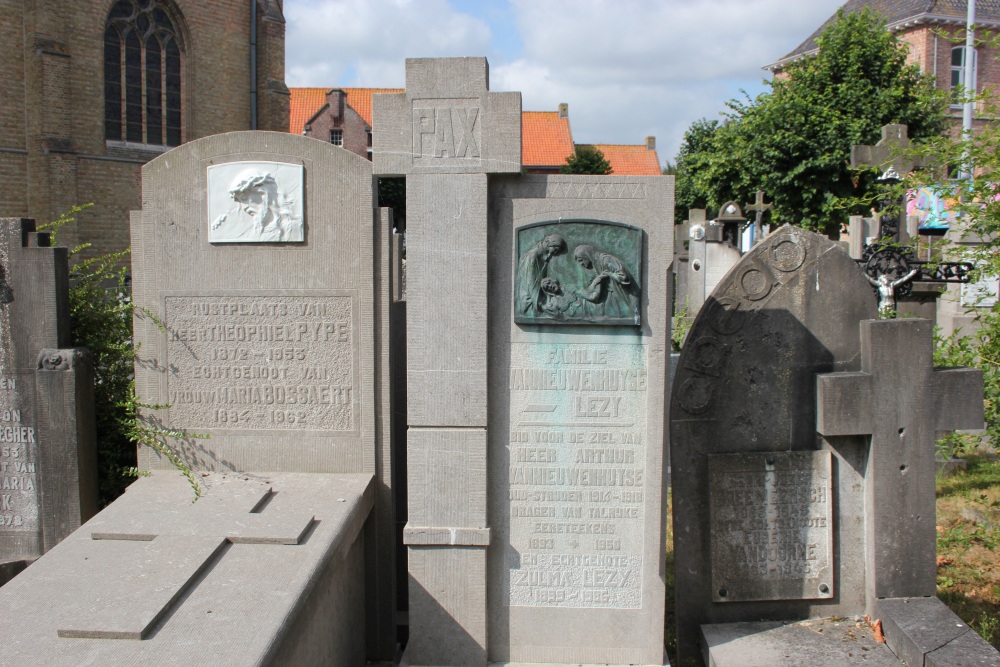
816;319;983;603
851;124;930;181
744;190;773;246
56;477;315;640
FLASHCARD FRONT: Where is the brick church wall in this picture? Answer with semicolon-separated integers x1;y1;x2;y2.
0;0;288;259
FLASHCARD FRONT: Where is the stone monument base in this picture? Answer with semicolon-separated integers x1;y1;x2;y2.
702;618;899;666
0;471;374;666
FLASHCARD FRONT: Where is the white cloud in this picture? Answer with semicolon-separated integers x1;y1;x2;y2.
284;0;848;162
492;0;846;161
285;0;493;86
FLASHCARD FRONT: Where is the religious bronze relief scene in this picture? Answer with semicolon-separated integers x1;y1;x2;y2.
514;220;642;325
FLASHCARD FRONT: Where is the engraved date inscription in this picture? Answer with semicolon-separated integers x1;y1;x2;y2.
166;296;356;431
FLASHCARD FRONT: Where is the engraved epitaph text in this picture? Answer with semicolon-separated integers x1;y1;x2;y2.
709;451;834;602
0;375;37;533
166;296;356;431
507;343;647;609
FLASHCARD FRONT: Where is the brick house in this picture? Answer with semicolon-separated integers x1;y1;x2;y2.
290;89;662;176
771;0;1000;335
0;0;289;258
768;0;1000;129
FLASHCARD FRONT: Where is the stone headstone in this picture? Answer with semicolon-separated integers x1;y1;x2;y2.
670;225;876;664
488;174;673;664
670;225;995;666
130;131;397;659
0;132;399;664
0;218;97;582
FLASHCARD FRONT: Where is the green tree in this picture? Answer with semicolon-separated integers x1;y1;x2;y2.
675;8;947;235
905;95;1000;453
561;145;612;175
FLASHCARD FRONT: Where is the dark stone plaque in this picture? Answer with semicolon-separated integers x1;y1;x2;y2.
514;220;642;326
709;450;834;602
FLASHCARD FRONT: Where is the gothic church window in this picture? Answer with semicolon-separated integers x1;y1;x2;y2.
104;0;183;146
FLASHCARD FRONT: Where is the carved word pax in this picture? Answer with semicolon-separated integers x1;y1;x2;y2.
413;106;480;159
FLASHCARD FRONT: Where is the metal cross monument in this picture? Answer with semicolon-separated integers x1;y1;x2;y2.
744;190;773;246
851;124;972;317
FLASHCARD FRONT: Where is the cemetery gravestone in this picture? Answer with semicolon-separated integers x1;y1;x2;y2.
131;131;397;660
376;57;674;666
0;132;399;665
0;218;97;584
374;57;521;665
489;176;673;665
670;226;877;665
672;225;995;667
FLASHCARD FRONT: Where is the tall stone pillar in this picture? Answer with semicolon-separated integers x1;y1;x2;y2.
373;58;521;666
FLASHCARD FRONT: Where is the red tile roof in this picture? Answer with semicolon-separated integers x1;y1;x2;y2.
289;87;403;135
345;87;404;127
522;111;575;168
289;87;328;135
581;144;663;176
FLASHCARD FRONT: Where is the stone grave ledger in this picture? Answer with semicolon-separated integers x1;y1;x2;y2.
130;131;397;661
0;218;97;576
488;175;673;665
669;226;878;666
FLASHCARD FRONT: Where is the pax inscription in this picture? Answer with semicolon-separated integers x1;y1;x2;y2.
412;100;481;164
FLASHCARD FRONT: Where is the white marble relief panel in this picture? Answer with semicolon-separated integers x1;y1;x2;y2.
207;162;304;243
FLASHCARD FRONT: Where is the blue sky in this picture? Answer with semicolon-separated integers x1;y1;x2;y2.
284;0;848;166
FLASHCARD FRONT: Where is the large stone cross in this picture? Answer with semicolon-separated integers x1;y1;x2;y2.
816;319;983;607
55;480;314;640
850;124;930;181
372;58;521;665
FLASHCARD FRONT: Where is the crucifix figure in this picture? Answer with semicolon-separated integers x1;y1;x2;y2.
744;190;773;247
866;267;918;318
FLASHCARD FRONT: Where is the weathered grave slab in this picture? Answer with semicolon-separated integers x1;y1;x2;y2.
0;471;372;665
670;225;877;665
708;450;834;603
0;218;97;576
876;597;1000;667
701;618;900;667
488;174;672;665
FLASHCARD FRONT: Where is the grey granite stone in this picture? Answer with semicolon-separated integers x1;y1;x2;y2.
487;173;673;664
702;618;901;667
817;320;984;602
375;59;517;664
0;471;373;665
708;450;834;603
877;597;1000;667
0;219;97;567
373;58;521;177
670;226;877;666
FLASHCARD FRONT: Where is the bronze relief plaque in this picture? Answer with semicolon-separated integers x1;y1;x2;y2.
514;220;642;326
